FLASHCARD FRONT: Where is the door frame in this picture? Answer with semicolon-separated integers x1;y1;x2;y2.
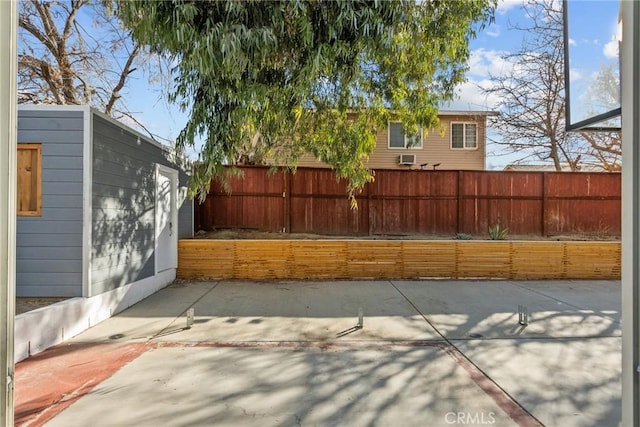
155;164;179;274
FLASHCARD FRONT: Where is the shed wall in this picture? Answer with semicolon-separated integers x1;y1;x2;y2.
16;110;84;297
91;113;192;296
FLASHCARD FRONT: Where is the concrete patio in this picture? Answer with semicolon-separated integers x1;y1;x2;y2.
15;279;621;427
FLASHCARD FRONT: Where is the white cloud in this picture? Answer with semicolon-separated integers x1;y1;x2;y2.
115;115;140;130
467;48;514;79
568;38;576;46
603;39;619;59
485;24;501;38
549;0;563;10
570;68;583;82
445;79;503;111
496;0;522;15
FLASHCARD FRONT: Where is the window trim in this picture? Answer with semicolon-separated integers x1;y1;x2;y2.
17;143;42;216
388;121;424;150
450;122;478;150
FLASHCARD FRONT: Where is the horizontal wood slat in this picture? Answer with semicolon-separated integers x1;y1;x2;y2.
178;240;621;280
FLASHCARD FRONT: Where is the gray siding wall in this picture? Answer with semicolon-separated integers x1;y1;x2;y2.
178;187;193;238
91;113;192;296
16;110;85;297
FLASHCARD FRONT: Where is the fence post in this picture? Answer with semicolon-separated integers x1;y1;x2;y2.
284;168;291;233
457;170;462;234
367;180;373;236
542;172;547;236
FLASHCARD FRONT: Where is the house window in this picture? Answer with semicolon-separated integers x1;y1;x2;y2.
17;143;42;216
451;123;477;149
388;122;423;149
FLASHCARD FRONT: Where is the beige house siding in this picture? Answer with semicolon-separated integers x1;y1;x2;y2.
296;113;488;170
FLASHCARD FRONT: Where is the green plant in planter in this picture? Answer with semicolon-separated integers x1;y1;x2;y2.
488;223;509;240
455;233;473;240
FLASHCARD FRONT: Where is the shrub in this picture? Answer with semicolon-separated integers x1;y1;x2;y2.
488;223;509;240
455;233;473;240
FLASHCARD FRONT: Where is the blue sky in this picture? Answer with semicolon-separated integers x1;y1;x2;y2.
115;0;621;167
449;0;620;109
444;0;620;168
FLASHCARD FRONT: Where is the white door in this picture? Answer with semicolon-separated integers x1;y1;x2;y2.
156;165;178;273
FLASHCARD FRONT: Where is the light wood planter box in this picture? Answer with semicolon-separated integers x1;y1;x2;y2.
177;240;621;280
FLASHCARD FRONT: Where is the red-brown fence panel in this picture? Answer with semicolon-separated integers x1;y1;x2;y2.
369;170;458;235
197;167;286;232
544;172;621;235
290;168;368;235
194;166;621;238
458;171;544;235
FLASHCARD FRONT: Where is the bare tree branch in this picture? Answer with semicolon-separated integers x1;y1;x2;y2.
18;0;172;141
483;0;621;171
105;43;139;115
483;0;585;171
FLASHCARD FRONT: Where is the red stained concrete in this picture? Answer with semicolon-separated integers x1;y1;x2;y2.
14;342;149;427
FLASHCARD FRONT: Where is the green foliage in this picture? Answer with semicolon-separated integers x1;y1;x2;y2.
116;0;496;202
455;233;473;240
488;223;508;240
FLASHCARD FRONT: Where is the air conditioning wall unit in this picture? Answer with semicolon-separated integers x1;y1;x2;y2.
398;154;416;165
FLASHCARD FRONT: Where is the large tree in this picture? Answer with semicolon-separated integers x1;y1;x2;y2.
483;0;584;171
116;0;496;202
18;0;169;135
484;0;621;172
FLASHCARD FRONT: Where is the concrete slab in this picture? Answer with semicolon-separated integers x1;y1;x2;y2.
154;280;441;342
44;345;520;427
508;280;621;317
68;281;220;343
454;337;621;427
12;279;620;427
391;280;620;339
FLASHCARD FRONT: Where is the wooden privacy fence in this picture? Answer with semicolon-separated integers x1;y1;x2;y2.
195;167;621;237
178;240;621;280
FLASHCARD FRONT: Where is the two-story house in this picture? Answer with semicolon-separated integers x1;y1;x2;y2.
296;110;497;170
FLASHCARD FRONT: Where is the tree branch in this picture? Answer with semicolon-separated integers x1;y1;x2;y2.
105;43;140;115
